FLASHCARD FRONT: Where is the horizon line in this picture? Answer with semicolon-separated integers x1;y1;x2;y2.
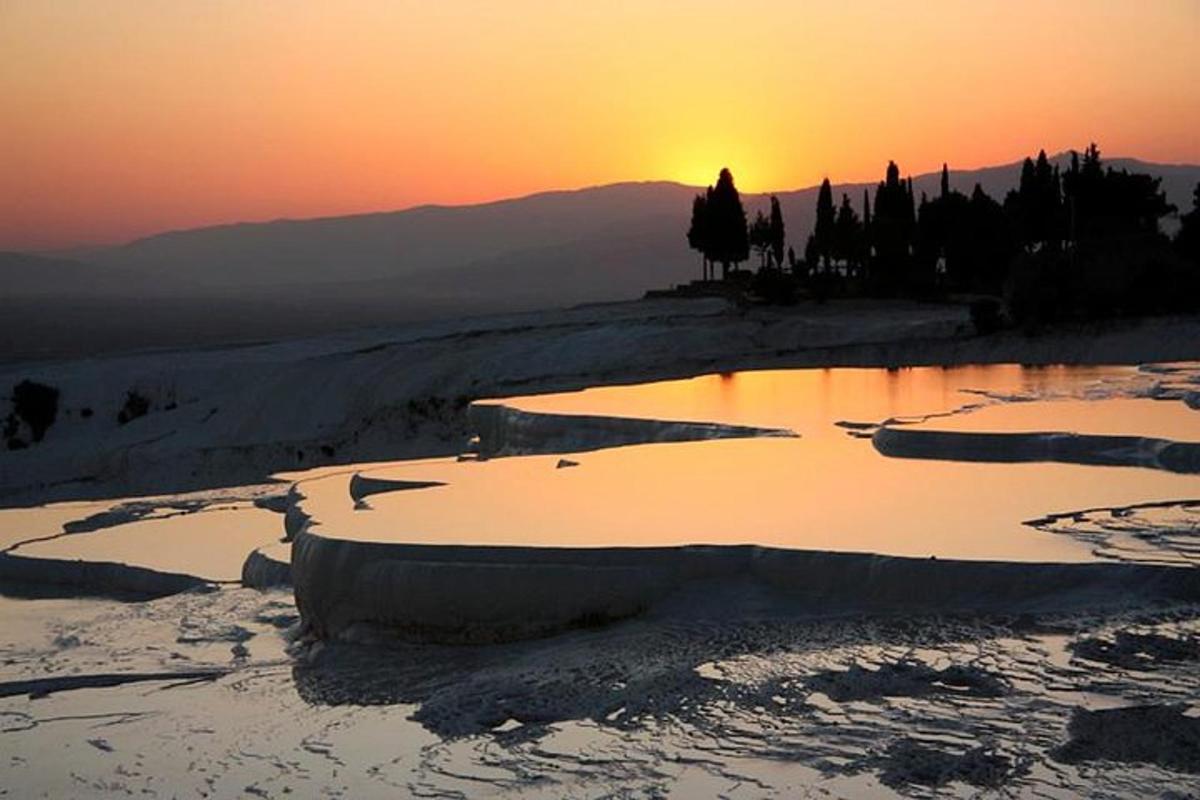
25;151;1195;256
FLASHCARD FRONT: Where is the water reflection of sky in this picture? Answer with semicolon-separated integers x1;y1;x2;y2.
300;365;1200;562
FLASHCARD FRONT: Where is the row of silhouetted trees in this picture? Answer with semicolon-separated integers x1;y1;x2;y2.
685;145;1200;323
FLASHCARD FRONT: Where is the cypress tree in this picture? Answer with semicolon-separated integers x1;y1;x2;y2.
1177;183;1200;266
1006;149;1063;252
862;189;873;278
749;210;772;269
707;168;749;278
966;183;1015;294
905;177;916;236
813;178;836;271
833;194;863;275
870;161;917;292
686;192;711;280
768;195;785;269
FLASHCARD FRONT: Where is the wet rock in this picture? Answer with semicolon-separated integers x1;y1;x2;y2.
877;740;1022;789
51;633;81;649
807;660;1008;702
176;622;253;645
1071;631;1200;670
469;403;795;458
1052;704;1200;774
348;473;443;502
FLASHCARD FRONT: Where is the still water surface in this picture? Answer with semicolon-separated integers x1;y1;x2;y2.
299;365;1200;562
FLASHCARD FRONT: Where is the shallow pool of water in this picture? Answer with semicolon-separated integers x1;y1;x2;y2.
296;364;1200;563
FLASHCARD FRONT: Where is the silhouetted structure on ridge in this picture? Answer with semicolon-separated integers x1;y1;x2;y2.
682;144;1200;325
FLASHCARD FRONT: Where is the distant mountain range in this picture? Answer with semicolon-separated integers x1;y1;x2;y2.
6;156;1200;311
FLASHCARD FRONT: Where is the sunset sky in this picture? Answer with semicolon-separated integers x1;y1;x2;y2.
3;0;1198;251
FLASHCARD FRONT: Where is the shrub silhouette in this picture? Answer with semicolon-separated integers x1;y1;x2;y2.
969;298;1003;336
1176;182;1200;267
11;380;59;443
751;267;797;305
117;390;151;425
749;210;773;269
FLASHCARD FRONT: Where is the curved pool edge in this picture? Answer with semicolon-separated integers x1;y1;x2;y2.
0;550;212;599
467;402;796;457
290;529;1199;644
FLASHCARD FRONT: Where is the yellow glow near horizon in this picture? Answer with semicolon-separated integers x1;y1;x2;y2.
2;0;1198;249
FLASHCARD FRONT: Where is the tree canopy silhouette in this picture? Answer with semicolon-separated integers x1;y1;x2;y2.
870;161;916;292
8;379;59;446
832;194;864;277
687;168;749;279
707;168;749;277
686;192;712;280
749;210;772;269
1177;183;1200;267
1062;144;1174;242
1005;150;1062;252
1008;144;1186;324
807;178;836;274
681;145;1195;322
768;196;785;269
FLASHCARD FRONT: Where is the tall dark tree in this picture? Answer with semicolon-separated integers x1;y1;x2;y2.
803;231;819;277
808;178;836;273
768;195;786;268
833;194;864;276
706;168;750;278
906;178;916;229
749;210;772;269
686;191;712;280
965;183;1015;293
870;161;916;292
862;189;872;246
1005;149;1062;252
1053;143;1181;317
1177;182;1200;266
916;164;978;291
1062;144;1173;244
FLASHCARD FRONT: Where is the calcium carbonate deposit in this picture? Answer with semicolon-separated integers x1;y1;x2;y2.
2;362;1199;798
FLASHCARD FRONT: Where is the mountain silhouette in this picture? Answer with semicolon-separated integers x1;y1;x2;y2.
8;157;1188;301
2;156;1197;359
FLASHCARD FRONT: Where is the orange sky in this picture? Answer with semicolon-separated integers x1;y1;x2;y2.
2;1;1198;251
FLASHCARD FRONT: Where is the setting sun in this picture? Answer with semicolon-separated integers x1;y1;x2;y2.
3;0;1198;249
4;3;1200;796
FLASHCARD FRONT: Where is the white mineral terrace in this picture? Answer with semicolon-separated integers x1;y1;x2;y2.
291;366;1200;554
274;364;1200;640
3;363;1198;642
